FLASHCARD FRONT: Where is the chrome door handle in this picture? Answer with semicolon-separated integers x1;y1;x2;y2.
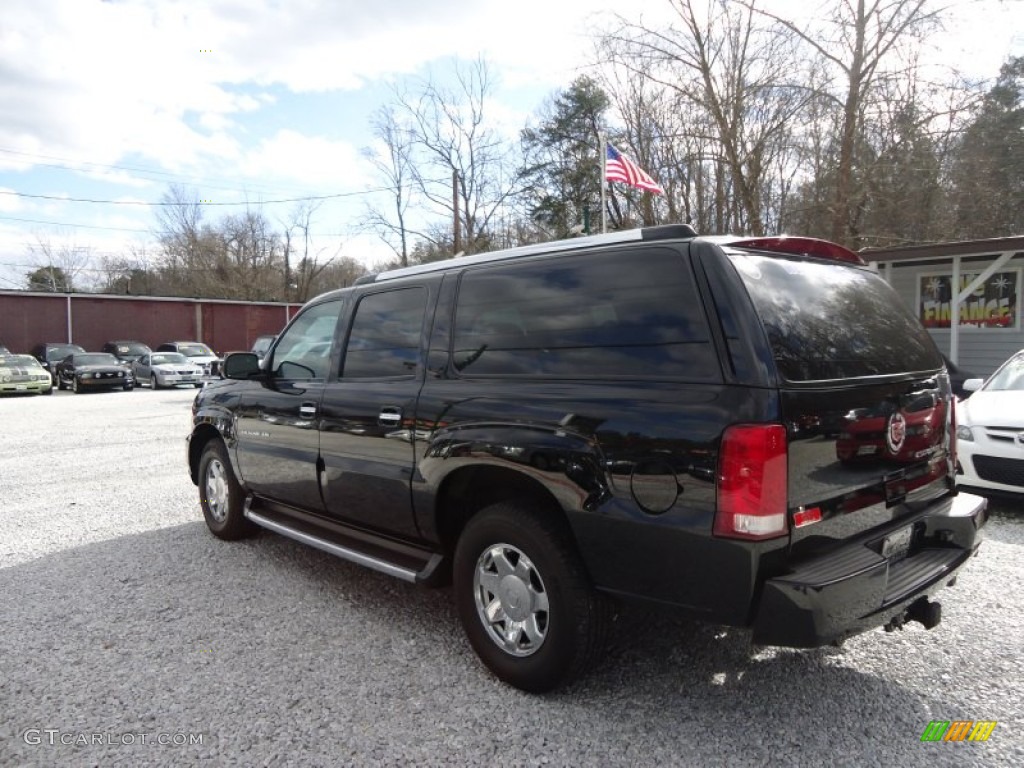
299;404;317;419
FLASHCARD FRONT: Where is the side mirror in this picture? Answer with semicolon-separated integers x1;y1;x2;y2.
962;378;984;393
222;352;262;380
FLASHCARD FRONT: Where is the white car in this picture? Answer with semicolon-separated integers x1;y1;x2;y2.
956;349;1024;496
155;341;221;377
133;352;205;389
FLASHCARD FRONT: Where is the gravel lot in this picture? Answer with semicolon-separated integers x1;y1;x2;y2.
2;387;1022;767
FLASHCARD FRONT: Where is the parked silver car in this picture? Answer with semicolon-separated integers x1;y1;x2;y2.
133;352;205;389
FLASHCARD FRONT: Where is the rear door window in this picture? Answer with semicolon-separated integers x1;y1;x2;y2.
341;288;426;379
728;253;942;381
452;246;719;380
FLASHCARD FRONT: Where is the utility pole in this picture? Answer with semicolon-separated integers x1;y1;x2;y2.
452;169;461;255
284;248;291;303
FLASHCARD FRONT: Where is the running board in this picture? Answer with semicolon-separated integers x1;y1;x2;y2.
245;507;420;582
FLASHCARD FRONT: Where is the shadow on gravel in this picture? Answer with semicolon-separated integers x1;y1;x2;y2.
1;518;1016;767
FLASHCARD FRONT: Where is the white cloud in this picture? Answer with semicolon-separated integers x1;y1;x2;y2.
0;0;1020;288
238;130;373;188
0;188;24;213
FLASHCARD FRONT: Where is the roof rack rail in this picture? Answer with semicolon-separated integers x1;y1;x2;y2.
365;223;699;283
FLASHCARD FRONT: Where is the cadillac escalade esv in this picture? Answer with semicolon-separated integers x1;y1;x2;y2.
187;225;987;692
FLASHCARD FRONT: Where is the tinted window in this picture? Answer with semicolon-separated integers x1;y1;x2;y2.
178;343;214;357
728;253;942;381
342;288;426;379
271;299;344;380
47;344;84;361
0;355;41;368
75;353;120;365
111;342;150;356
452;247;718;379
152;353;188;365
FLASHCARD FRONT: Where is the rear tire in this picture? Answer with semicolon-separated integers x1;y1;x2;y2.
56;374;64;391
453;500;609;693
198;440;254;540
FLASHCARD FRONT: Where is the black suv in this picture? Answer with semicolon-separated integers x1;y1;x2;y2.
188;225;987;692
31;342;87;384
101;340;151;364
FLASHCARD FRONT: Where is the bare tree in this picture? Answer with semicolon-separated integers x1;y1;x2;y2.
218;208;282;300
282;200;341;302
392;57;528;255
600;0;808;235
153;184;217;297
745;0;943;245
98;244;159;295
361;106;416;267
27;234;95;292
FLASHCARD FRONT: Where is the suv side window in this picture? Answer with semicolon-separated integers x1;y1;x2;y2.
452;247;719;380
270;299;344;380
342;288;426;379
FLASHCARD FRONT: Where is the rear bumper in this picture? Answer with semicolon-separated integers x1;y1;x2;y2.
752;492;987;647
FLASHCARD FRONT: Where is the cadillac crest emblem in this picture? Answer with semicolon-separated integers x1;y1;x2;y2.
886;411;907;454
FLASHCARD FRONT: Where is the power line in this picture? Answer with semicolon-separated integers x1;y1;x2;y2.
0;215;152;233
0;187;394;206
0;215;358;239
0;146;327;197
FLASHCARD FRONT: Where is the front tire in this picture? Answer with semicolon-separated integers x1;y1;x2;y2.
453;500;609;693
198;440;254;540
151;374;160;390
72;377;81;394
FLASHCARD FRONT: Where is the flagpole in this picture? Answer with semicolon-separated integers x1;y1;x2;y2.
599;133;607;234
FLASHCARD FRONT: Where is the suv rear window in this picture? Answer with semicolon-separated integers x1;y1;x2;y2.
453;247;718;380
729;253;941;381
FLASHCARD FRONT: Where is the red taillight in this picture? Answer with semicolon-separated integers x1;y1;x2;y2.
714;424;788;540
726;236;864;265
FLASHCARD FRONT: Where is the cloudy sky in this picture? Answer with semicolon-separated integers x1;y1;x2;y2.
1;0;1021;291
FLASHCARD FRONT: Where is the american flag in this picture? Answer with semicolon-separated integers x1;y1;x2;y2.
605;143;664;195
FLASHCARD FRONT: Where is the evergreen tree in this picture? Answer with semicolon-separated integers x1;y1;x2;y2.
951;56;1024;239
520;76;610;238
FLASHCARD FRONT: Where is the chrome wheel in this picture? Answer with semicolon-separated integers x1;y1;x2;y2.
473;543;549;657
203;458;230;523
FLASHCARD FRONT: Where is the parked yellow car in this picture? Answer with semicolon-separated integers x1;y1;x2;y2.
0;354;53;395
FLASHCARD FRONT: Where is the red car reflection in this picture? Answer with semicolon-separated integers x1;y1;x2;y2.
836;395;946;464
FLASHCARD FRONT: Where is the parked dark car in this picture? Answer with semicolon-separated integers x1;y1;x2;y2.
101;340;151;365
30;342;87;384
188;225;987;692
251;334;276;361
941;354;981;400
55;352;134;393
155;341;220;377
